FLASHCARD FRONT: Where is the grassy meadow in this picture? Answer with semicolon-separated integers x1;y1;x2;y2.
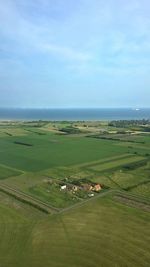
0;121;150;266
0;131;131;171
0;194;150;267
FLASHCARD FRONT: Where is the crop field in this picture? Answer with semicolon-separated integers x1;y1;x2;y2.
0;194;150;267
0;164;22;179
130;182;150;198
88;155;145;172
0;121;150;266
0;131;134;172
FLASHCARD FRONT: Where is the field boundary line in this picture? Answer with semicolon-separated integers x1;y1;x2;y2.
0;163;25;174
115;143;150;150
113;193;150;212
58;189;116;214
58;189;150;215
87;157;146;173
68;154;134;169
116;190;150;204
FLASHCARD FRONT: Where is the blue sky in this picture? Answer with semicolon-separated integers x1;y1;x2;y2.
0;0;150;108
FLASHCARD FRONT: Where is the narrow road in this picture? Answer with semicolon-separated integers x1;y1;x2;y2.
58;189;116;214
59;189;150;215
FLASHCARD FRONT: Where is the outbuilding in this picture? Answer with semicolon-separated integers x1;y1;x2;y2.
60;185;67;190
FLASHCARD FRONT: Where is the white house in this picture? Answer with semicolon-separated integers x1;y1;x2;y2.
60;185;67;190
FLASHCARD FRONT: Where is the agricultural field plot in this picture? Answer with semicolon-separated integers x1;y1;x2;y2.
0;201;37;267
0;131;131;172
117;142;150;152
129;182;150;198
88;155;146;172
0;121;150;267
28;183;80;208
41;154;133;177
0;165;22;180
130;134;150;143
0;122;149;209
0;127;27;137
91;160;150;195
114;134;150;154
122;161;150;198
0;194;150;267
110;169;149;191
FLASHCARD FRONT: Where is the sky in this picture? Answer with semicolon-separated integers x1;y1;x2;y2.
0;0;150;108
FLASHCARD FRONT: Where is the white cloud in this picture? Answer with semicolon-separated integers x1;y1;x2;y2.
0;0;150;73
0;0;92;63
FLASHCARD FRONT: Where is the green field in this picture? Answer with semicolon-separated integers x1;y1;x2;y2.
0;164;22;179
88;155;145;172
0;133;131;171
0;121;150;266
28;183;80;208
0;194;150;267
130;182;150;197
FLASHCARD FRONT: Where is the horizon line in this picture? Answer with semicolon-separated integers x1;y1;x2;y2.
0;107;150;109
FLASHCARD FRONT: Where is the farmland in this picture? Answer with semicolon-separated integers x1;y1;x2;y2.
0;120;150;266
0;193;150;267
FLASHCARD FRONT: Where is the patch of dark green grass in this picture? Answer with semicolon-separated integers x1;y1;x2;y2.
0;165;22;179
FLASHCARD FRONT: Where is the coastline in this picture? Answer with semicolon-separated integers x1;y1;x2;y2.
0;108;150;121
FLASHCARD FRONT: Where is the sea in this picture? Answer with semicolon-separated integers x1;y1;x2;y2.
0;108;150;121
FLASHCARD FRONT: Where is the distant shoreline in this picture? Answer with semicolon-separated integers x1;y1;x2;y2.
0;108;150;121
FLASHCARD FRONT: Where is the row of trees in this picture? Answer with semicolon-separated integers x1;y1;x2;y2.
108;119;150;128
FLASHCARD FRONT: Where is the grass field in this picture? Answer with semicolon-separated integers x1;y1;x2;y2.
28;183;80;208
0;133;132;171
0;164;22;179
0;121;150;266
130;182;150;197
0;123;149;202
88;155;145;172
0;194;150;267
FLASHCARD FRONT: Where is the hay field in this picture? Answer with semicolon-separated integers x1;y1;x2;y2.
0;195;150;267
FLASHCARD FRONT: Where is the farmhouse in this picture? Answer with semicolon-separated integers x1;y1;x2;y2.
58;180;102;194
93;184;102;192
82;183;102;192
60;185;67;190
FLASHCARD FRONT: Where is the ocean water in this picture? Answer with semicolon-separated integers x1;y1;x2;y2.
0;108;150;121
